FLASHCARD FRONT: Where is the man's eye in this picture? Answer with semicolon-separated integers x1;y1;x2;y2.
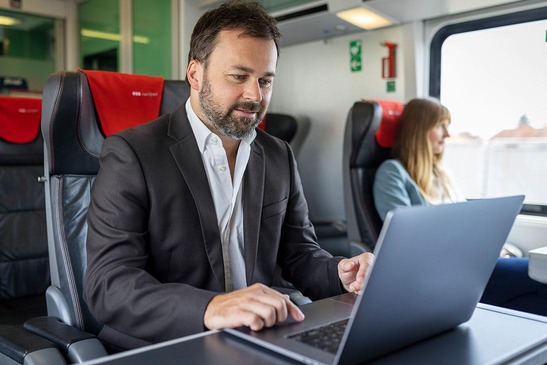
259;79;272;88
231;74;246;81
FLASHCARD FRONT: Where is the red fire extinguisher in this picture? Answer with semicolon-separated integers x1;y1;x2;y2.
381;42;397;79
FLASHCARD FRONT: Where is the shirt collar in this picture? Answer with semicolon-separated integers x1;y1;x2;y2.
186;99;257;153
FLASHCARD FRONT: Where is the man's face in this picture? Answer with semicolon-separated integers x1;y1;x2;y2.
192;29;277;139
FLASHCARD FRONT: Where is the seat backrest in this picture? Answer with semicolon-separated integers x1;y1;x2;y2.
41;70;189;337
342;100;403;251
260;113;298;143
0;96;49;323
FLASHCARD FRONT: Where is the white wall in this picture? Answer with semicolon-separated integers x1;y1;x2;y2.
270;26;406;221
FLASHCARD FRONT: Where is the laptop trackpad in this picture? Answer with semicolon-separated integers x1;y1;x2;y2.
225;294;355;364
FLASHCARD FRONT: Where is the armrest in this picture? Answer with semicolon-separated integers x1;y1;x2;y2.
528;246;547;284
0;325;66;365
24;317;107;364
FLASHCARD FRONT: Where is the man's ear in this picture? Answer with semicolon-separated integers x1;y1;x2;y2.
186;60;202;92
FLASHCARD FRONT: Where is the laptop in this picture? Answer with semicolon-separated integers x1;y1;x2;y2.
225;195;525;364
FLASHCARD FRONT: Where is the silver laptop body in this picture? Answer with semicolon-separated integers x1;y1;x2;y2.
225;195;525;365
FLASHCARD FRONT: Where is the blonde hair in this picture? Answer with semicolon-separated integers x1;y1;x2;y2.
392;98;452;202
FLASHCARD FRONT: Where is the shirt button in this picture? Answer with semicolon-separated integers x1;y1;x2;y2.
211;137;218;144
219;166;226;172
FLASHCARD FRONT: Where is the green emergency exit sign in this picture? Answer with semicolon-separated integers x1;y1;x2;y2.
350;40;362;72
386;80;396;92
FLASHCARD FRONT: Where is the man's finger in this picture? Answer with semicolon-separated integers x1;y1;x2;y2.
285;297;305;322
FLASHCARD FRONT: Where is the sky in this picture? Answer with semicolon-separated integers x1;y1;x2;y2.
440;19;547;139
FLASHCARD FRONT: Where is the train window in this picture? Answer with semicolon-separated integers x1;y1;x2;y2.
80;0;171;76
133;0;171;78
80;0;120;71
0;10;55;93
430;7;547;216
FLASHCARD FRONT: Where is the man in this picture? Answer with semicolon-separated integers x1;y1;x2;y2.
84;0;374;350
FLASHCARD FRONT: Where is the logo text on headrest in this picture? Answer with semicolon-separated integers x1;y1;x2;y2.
18;108;39;114
132;91;159;97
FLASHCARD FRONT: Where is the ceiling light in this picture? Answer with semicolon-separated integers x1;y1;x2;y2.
81;29;150;44
336;6;393;30
0;15;21;26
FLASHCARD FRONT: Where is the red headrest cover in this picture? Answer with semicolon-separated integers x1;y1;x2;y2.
372;99;404;148
0;95;41;144
80;69;165;136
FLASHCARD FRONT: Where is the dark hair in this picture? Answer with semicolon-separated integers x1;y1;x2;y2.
188;1;281;66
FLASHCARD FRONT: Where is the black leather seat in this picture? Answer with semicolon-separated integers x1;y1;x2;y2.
0;96;64;365
0;96;49;326
342;100;403;252
39;70;190;358
261;113;298;143
0;71;190;364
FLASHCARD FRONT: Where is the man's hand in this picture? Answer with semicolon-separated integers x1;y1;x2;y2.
204;283;305;331
338;253;375;294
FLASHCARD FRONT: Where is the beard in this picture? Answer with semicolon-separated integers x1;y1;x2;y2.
199;75;265;140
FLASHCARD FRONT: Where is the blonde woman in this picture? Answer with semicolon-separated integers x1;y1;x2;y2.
372;97;547;316
373;97;464;220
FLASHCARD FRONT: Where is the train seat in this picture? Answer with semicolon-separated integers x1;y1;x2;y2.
342;99;403;252
34;70;189;362
0;96;64;365
0;96;49;325
259;113;298;143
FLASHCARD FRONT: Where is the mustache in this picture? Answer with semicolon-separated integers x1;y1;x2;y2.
232;101;261;113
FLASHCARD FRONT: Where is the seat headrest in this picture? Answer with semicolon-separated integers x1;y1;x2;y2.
259;113;298;143
80;69;164;136
42;71;189;175
371;99;404;148
0;95;41;144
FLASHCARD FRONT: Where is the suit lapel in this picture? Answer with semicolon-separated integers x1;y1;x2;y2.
167;106;226;290
243;141;265;285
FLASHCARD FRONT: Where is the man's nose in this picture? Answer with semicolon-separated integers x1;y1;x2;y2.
243;80;263;102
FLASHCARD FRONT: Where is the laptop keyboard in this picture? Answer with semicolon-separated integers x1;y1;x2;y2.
287;319;349;354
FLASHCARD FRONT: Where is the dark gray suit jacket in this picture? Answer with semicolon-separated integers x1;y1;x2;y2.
84;104;344;349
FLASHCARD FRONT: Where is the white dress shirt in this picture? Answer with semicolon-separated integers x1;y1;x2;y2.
186;99;255;291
